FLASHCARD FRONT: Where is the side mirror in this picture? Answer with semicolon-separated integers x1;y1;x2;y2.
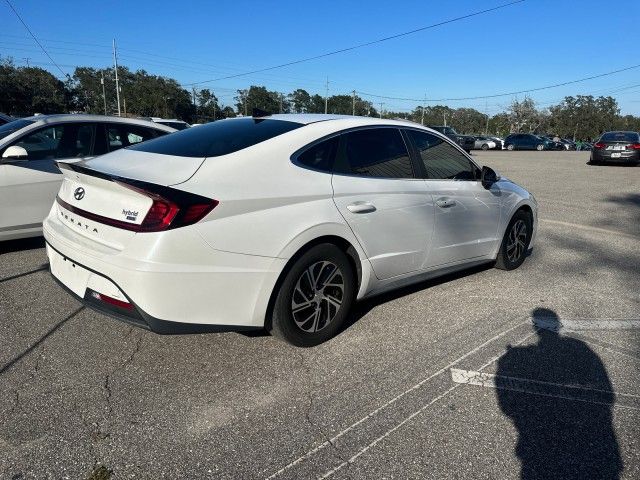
2;145;28;161
481;165;500;189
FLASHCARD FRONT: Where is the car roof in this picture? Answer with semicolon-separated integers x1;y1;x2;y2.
22;114;176;132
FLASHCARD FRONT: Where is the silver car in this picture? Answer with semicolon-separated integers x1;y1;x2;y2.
473;136;497;150
0;114;175;241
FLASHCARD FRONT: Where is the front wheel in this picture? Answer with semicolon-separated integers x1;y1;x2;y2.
269;244;356;347
495;210;532;271
506;144;515;151
481;144;489;151
536;144;544;151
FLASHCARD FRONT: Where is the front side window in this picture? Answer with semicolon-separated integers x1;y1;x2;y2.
296;136;339;172
406;130;477;180
337;128;414;179
6;123;94;160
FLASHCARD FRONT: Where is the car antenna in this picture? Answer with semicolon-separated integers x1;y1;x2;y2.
252;108;271;118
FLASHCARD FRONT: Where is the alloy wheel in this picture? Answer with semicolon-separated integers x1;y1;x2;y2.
506;219;527;263
291;261;344;333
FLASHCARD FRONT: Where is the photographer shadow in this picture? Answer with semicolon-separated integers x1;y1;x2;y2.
496;308;623;479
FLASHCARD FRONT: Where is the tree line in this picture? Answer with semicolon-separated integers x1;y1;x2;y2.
2;57;639;140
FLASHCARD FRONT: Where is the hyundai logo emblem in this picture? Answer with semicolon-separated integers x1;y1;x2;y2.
74;187;85;200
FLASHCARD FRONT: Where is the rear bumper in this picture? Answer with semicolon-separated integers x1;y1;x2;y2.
591;150;640;163
43;212;287;332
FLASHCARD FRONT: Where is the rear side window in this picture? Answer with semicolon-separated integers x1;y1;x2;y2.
106;124;161;152
296;137;339;172
337;128;414;179
129;118;303;157
600;132;639;142
406;130;477;180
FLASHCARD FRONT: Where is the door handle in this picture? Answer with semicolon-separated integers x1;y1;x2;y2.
347;202;376;214
436;198;456;208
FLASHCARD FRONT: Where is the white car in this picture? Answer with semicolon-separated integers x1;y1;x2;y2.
43;114;537;346
148;117;191;130
473;136;497;150
0;115;175;241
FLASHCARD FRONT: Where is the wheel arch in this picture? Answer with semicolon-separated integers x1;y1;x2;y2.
262;234;366;332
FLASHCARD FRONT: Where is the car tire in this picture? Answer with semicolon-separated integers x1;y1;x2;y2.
507;144;515;151
495;210;532;271
536;144;544;151
269;244;356;347
482;144;489;151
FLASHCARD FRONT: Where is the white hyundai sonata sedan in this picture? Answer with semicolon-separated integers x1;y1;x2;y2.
43;114;537;346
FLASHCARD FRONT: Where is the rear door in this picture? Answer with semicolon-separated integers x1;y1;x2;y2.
405;129;501;267
331;127;435;280
0;123;95;234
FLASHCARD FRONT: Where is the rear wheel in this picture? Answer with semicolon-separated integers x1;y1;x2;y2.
507;144;515;151
495;210;532;271
536;144;544;151
481;144;489;151
269;244;355;347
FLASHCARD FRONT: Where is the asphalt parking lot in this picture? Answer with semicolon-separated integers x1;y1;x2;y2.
1;150;639;479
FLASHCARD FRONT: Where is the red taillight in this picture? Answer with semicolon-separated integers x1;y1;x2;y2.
626;143;640;150
91;291;133;310
57;181;218;233
594;142;605;149
116;181;218;232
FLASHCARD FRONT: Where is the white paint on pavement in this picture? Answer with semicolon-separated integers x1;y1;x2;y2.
533;317;640;333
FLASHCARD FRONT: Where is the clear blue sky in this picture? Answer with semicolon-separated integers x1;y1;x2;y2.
2;0;640;114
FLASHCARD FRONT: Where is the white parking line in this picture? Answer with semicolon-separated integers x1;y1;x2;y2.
533;317;640;332
539;219;638;240
450;368;640;410
316;331;537;480
264;321;529;480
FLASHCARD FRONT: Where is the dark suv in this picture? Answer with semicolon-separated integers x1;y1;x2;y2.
504;133;550;151
429;126;475;153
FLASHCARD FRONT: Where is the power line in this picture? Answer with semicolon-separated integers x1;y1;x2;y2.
356;63;640;102
4;0;69;79
182;0;525;86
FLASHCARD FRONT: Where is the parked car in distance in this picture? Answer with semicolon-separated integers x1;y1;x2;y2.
0;113;16;126
589;131;640;165
44;114;537;346
473;136;497;150
487;136;505;149
538;135;564;150
148;117;191;130
429;125;475;153
560;138;576;151
504;133;550;151
0;114;176;241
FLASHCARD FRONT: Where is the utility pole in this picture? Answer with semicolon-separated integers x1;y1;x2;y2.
23;57;30;67
123;95;127;116
212;91;216;121
379;102;384;118
279;93;283;114
112;39;121;116
324;77;329;114
421;93;426;125
192;87;197;123
100;72;107;115
484;100;489;134
352;90;356;116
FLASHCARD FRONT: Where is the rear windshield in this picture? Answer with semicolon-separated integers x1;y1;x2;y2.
0;119;34;140
599;132;639;143
130;118;303;157
158;121;190;130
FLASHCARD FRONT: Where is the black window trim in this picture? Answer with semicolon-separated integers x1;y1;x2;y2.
401;127;481;181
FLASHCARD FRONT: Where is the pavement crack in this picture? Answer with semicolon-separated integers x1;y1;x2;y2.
298;351;347;464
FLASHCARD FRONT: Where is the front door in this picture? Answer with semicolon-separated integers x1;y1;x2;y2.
0;123;96;235
331;127;435;280
404;129;501;267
